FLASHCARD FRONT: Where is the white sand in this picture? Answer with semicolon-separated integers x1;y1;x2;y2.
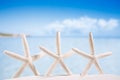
6;74;120;80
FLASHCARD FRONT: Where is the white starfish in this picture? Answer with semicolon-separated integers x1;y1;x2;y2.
4;34;45;78
72;32;112;76
40;32;73;76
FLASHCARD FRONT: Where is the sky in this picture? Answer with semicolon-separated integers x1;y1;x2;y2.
0;0;120;37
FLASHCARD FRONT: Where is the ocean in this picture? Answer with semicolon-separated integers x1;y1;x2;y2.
0;37;120;79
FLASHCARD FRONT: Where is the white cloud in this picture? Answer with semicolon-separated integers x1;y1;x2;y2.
98;18;118;30
98;19;107;28
44;16;119;36
63;17;97;29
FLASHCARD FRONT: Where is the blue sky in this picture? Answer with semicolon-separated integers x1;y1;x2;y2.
0;0;120;37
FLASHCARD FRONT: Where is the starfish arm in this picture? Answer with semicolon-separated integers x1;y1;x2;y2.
72;48;93;59
21;34;30;57
94;59;103;74
40;46;58;59
89;32;95;55
96;52;112;59
32;52;46;61
62;50;74;59
46;60;58;76
4;50;27;62
13;63;28;78
60;59;72;75
81;60;93;76
56;32;61;55
29;62;40;76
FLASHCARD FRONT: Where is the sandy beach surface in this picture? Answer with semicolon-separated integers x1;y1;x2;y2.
6;74;120;80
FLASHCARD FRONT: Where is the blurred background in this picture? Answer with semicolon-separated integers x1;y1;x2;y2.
0;0;120;79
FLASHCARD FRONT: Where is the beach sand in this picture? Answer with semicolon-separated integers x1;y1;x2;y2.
6;74;120;80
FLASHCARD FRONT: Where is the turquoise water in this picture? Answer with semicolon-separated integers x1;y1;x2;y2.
0;37;120;79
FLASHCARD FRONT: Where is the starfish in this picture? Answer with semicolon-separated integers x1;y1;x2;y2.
4;34;45;78
72;32;112;76
40;32;73;76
